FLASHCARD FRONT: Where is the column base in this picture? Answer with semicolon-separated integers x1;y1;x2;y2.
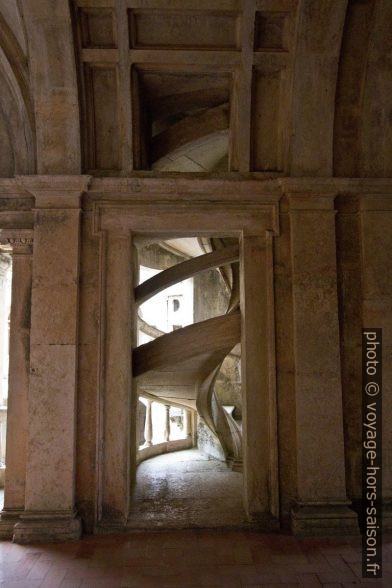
247;511;280;531
226;456;243;473
0;509;23;540
291;502;360;536
13;511;81;544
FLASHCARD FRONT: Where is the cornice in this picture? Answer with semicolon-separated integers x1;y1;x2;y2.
274;177;392;195
0;176;391;202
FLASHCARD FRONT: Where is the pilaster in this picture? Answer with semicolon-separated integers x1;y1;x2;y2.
12;176;90;543
98;229;133;528
288;192;359;535
359;194;392;530
240;233;279;528
0;233;33;539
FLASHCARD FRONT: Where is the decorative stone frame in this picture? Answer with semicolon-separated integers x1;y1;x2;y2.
92;189;281;530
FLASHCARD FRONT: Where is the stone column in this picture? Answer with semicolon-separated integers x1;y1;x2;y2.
0;237;33;539
13;175;90;544
144;400;153;446
359;194;392;530
240;234;278;527
289;192;359;535
185;410;192;440
164;405;171;442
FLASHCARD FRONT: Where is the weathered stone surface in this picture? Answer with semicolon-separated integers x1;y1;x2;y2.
0;0;391;544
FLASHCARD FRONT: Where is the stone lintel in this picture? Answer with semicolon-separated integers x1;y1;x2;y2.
13;511;81;544
291;502;360;536
15;175;92;209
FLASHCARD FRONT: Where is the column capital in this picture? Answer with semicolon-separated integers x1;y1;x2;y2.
0;230;33;255
287;192;337;211
15;175;92;209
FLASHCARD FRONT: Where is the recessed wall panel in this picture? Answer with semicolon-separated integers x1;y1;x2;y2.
252;68;283;171
129;10;241;50
79;8;116;48
254;11;289;51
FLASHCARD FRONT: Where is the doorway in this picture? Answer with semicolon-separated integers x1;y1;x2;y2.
94;194;279;531
130;236;245;527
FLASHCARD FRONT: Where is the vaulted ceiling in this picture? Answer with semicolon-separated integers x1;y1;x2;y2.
0;0;391;178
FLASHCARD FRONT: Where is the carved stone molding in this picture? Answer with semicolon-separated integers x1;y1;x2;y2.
93;199;280;237
93;198;280;531
275;177;392;194
0;229;33;253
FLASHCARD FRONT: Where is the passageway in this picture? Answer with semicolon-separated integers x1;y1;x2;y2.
128;449;247;529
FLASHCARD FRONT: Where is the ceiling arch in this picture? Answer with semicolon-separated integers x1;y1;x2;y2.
0;5;35;176
18;0;81;174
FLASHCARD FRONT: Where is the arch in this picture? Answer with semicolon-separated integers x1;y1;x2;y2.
288;0;348;176
19;0;81;173
0;7;35;175
359;0;392;176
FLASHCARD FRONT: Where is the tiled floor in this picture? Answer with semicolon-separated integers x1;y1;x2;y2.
128;449;246;529
0;530;390;587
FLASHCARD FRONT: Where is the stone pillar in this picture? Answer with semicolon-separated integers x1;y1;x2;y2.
0;254;11;407
192;411;198;447
0;237;33;538
185;410;192;440
13;176;90;544
289;193;359;535
240;234;278;527
164;405;171;442
144;400;153;446
359;195;392;529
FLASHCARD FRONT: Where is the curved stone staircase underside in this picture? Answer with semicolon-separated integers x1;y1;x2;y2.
133;241;243;466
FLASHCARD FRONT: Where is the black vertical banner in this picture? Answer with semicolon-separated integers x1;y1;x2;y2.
362;329;382;579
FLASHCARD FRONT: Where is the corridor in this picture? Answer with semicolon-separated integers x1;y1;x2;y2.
128;449;247;529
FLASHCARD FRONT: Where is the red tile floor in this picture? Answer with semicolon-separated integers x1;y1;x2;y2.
0;530;390;587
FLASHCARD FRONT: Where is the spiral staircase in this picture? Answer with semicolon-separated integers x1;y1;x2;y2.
133;239;243;469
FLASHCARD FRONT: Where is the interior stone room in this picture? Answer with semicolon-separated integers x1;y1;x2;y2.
0;0;391;585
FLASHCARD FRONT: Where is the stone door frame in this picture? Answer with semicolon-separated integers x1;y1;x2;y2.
93;188;280;530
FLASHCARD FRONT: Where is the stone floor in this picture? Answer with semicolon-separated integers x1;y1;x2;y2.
0;530;390;587
0;454;390;586
128;449;247;529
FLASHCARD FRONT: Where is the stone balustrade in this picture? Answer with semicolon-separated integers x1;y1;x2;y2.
137;396;195;465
